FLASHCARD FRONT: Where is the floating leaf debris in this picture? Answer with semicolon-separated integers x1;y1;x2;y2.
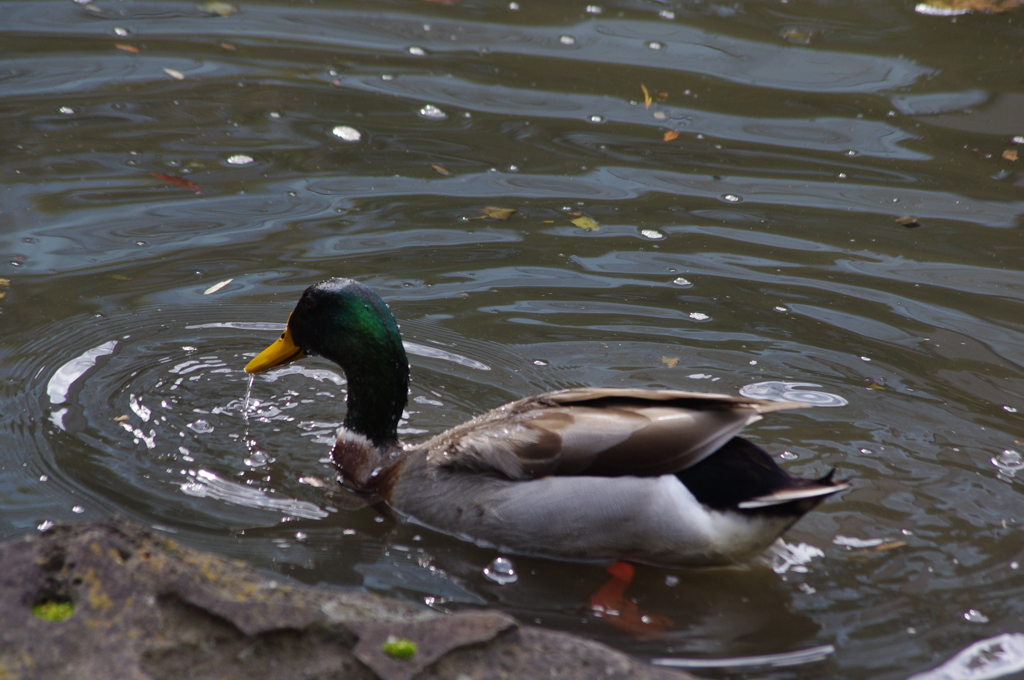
203;279;233;295
149;172;203;193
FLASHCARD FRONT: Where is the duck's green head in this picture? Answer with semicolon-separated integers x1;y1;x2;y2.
245;278;409;447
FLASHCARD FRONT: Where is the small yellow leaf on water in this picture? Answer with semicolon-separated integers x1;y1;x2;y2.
872;540;907;552
115;44;139;54
480;206;516;221
113;415;129;422
198;0;238;16
0;278;9;287
1003;149;1019;161
163;68;185;80
662;131;679;142
203;278;233;295
571;216;599;231
430;163;452;176
641;84;653;109
780;27;815;44
661;356;680;368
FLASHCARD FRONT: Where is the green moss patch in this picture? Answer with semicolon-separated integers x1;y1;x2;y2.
381;635;416;660
32;600;74;622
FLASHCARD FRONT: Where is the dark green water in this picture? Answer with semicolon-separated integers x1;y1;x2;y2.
3;1;1024;677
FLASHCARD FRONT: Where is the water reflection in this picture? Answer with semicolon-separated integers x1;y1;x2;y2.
4;0;1024;678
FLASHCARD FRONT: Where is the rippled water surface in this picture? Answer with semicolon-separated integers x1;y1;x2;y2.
3;1;1024;677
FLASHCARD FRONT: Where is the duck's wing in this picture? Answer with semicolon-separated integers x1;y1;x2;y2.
423;388;809;480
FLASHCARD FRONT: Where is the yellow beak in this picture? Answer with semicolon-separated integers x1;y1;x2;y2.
245;317;306;373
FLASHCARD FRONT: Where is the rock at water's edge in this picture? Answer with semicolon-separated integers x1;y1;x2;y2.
0;518;701;680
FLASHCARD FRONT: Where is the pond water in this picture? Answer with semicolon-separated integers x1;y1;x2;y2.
3;0;1024;677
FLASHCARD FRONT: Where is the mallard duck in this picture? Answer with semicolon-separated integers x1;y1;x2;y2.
245;278;848;567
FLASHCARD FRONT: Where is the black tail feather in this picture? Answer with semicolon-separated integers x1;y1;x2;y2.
677;437;846;516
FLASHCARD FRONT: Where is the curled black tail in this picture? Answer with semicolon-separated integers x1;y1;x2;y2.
677;437;848;516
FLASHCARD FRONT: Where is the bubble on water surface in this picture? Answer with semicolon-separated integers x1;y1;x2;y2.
672;277;691;287
244;451;270;468
331;125;360;141
739;381;848;407
963;609;989;624
641;229;664;240
559;35;576;45
407;46;426;56
418;105;447;120
188;419;214;434
993;449;1024;480
225;154;254;166
483;557;518;584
